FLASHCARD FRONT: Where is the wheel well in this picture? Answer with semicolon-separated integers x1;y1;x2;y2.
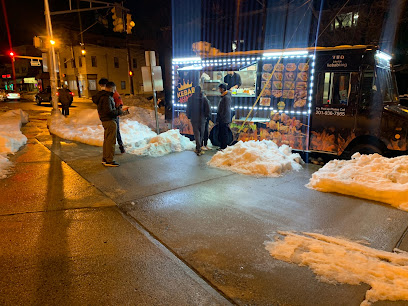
343;135;386;155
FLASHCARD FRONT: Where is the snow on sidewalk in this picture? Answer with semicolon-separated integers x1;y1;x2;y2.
0;109;29;178
307;153;408;210
265;231;408;305
48;108;194;157
208;140;303;176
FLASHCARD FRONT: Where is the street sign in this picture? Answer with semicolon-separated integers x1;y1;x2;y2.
145;51;156;67
31;59;41;66
142;66;163;92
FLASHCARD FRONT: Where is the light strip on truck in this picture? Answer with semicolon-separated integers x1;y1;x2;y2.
375;51;392;62
263;50;308;57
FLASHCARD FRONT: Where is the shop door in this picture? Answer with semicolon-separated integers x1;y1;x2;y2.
88;74;98;97
310;71;359;155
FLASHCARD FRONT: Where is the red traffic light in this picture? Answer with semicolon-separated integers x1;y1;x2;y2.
9;51;14;57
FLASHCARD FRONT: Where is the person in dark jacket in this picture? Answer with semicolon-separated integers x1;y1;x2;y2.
58;85;72;116
186;86;210;155
217;83;232;150
223;71;242;90
92;81;122;167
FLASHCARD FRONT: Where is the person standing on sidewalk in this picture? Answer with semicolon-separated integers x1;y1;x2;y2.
186;86;210;156
92;81;122;167
58;85;72;116
217;83;232;150
112;86;125;154
201;116;210;151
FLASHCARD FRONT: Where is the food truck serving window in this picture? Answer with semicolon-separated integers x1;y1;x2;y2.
317;72;358;106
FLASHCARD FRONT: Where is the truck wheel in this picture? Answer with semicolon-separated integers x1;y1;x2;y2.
36;98;41;106
350;143;383;156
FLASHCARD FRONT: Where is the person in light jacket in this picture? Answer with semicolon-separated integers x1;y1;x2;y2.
217;83;232;150
186;86;210;156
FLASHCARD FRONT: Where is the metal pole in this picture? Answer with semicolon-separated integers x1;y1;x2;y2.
44;0;59;113
149;55;160;134
126;38;134;95
11;57;16;89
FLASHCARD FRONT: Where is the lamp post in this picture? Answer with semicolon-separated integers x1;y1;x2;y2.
44;0;59;113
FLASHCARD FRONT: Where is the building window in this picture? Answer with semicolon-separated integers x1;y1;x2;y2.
78;57;82;68
69;80;78;90
331;12;359;31
132;58;137;68
64;58;67;69
88;79;97;91
121;81;126;90
91;56;97;67
114;57;119;68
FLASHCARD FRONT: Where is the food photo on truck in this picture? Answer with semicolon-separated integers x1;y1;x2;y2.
171;45;408;160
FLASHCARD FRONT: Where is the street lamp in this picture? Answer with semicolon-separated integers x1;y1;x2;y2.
50;39;56;45
81;49;86;55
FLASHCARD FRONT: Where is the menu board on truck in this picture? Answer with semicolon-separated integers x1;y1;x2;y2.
258;59;310;112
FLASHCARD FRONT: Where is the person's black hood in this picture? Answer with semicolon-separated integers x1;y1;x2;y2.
92;90;112;105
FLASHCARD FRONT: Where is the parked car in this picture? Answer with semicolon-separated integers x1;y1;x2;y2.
36;87;74;106
5;90;20;101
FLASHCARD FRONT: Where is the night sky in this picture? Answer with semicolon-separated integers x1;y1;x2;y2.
0;0;171;54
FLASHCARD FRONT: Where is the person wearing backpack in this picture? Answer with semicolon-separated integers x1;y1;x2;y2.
186;86;210;156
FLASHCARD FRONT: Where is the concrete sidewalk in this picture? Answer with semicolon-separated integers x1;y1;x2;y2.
36;131;408;305
3;106;408;305
0;115;230;305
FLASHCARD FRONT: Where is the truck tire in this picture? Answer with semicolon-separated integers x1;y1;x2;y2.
350;143;383;156
36;98;41;106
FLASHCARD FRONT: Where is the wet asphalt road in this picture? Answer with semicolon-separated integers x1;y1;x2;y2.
1;98;408;305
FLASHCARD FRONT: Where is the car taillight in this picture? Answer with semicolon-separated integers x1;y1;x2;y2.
56;92;59;96
70;92;74;96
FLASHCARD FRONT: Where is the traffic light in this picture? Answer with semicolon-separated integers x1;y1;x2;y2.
9;51;14;57
126;14;135;34
111;5;124;32
129;70;133;76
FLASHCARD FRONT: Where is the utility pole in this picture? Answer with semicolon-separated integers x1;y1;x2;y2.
126;37;135;95
44;0;59;113
1;0;16;89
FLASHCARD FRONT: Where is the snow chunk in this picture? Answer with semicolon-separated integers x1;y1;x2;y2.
265;231;408;305
0;109;28;178
208;140;303;176
127;129;195;157
307;153;408;210
48;109;193;157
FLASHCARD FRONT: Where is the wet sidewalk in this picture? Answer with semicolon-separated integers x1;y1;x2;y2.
2;106;408;305
0;115;230;305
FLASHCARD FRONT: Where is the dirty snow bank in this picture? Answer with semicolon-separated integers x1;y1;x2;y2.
265;231;408;305
48;108;193;157
307;153;408;210
127;129;195;157
208;140;303;176
0;109;29;178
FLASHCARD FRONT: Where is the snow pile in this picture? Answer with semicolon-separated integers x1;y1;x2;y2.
0;109;28;178
127;129;195;157
265;231;408;305
48;109;193;157
307;153;408;210
208;140;303;176
126;106;166;130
